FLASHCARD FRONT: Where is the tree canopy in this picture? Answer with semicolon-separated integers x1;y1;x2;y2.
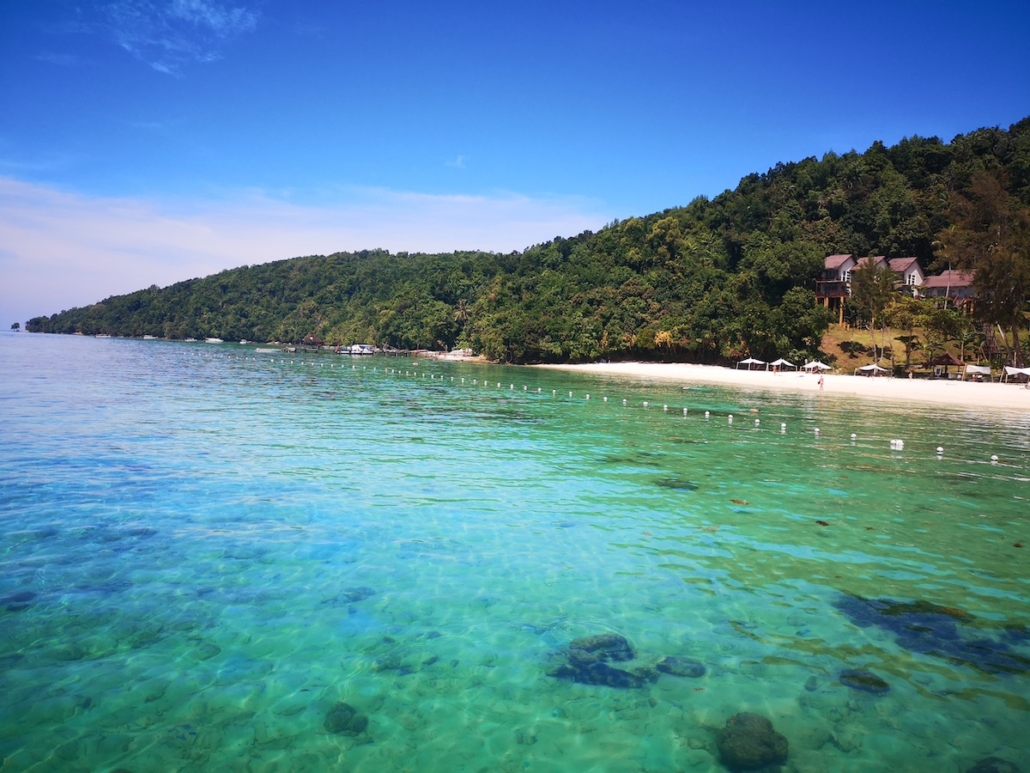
28;117;1030;366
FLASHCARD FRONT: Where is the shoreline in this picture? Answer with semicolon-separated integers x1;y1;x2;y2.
534;361;1030;413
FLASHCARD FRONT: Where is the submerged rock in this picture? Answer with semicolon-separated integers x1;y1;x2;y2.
3;590;37;612
656;656;706;678
716;712;788;771
343;587;376;602
548;633;654;688
655;478;699;491
569;633;634;662
323;702;369;736
966;758;1021;773
839;669;890;694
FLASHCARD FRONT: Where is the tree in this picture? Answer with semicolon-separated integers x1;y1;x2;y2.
937;170;1030;366
849;261;898;362
10;322;19;331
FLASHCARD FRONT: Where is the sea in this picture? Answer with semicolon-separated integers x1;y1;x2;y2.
1;332;1028;772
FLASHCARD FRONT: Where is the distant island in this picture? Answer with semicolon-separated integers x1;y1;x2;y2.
28;117;1030;368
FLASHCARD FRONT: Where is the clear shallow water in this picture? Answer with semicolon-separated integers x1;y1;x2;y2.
1;333;1028;773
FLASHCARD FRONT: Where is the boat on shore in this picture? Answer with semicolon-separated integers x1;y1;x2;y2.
205;338;224;344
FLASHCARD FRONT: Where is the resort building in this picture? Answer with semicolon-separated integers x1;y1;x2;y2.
815;254;927;323
920;269;976;307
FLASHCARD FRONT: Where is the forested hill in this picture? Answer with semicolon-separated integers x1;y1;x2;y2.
29;118;1030;364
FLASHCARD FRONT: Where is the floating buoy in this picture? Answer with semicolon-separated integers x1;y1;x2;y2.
780;423;786;433
643;401;649;408
936;446;944;455
510;384;514;390
683;408;688;416
623;399;628;406
553;390;557;396
728;414;733;423
991;455;999;463
814;427;820;435
754;418;760;426
851;433;857;440
604;396;608;402
569;391;573;398
663;405;668;412
523;385;527;391
537;388;541;394
705;411;710;419
585;394;590;400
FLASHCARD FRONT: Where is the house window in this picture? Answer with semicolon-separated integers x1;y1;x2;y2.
906;273;915;285
842;270;851;283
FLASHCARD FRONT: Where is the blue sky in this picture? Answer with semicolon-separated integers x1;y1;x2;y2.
2;0;1028;325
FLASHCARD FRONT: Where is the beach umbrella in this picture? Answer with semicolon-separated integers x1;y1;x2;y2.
855;364;889;376
803;361;831;371
736;357;767;370
769;358;797;371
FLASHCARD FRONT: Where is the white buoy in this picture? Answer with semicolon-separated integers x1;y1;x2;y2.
497;382;501;388
523;385;527;391
623;399;628;406
728;414;733;423
663;405;668;412
553;390;557;396
754;418;760;426
586;394;590;400
537;388;541;394
936;446;944;455
569;391;573;398
510;384;513;390
643;401;649;408
683;408;688;416
991;455;999;463
705;411;710;419
814;427;820;435
604;396;608;402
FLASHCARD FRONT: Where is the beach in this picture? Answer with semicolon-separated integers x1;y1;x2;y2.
537;361;1030;412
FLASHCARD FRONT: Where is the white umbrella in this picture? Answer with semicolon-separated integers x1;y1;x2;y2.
855;364;889;376
736;358;767;370
769;358;796;370
803;361;831;371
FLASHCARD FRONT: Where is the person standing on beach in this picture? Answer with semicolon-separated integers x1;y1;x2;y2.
818;375;824;390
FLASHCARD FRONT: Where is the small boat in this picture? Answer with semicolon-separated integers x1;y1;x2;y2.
348;344;376;355
95;334;112;339
143;335;158;340
205;338;223;344
240;339;249;345
184;338;197;342
255;348;278;354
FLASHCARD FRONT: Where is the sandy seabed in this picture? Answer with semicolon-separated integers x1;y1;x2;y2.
535;361;1030;413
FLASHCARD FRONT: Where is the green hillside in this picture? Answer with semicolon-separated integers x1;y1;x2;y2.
29;118;1030;365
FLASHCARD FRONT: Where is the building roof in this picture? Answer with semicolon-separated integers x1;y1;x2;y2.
854;255;887;269
922;270;975;288
888;257;920;273
824;254;854;269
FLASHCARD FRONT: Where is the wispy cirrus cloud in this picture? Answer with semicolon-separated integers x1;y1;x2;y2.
0;176;612;324
101;0;260;74
35;52;84;67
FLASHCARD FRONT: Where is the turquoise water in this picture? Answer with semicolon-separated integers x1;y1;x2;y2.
1;333;1028;772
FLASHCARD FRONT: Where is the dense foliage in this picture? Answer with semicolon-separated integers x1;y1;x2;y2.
28;118;1030;365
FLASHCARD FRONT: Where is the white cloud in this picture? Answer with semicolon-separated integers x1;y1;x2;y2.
102;0;259;74
0;177;612;325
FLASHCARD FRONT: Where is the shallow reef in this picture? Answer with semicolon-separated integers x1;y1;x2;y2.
835;594;1030;675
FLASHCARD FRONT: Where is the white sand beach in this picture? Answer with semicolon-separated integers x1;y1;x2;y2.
537;361;1030;412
